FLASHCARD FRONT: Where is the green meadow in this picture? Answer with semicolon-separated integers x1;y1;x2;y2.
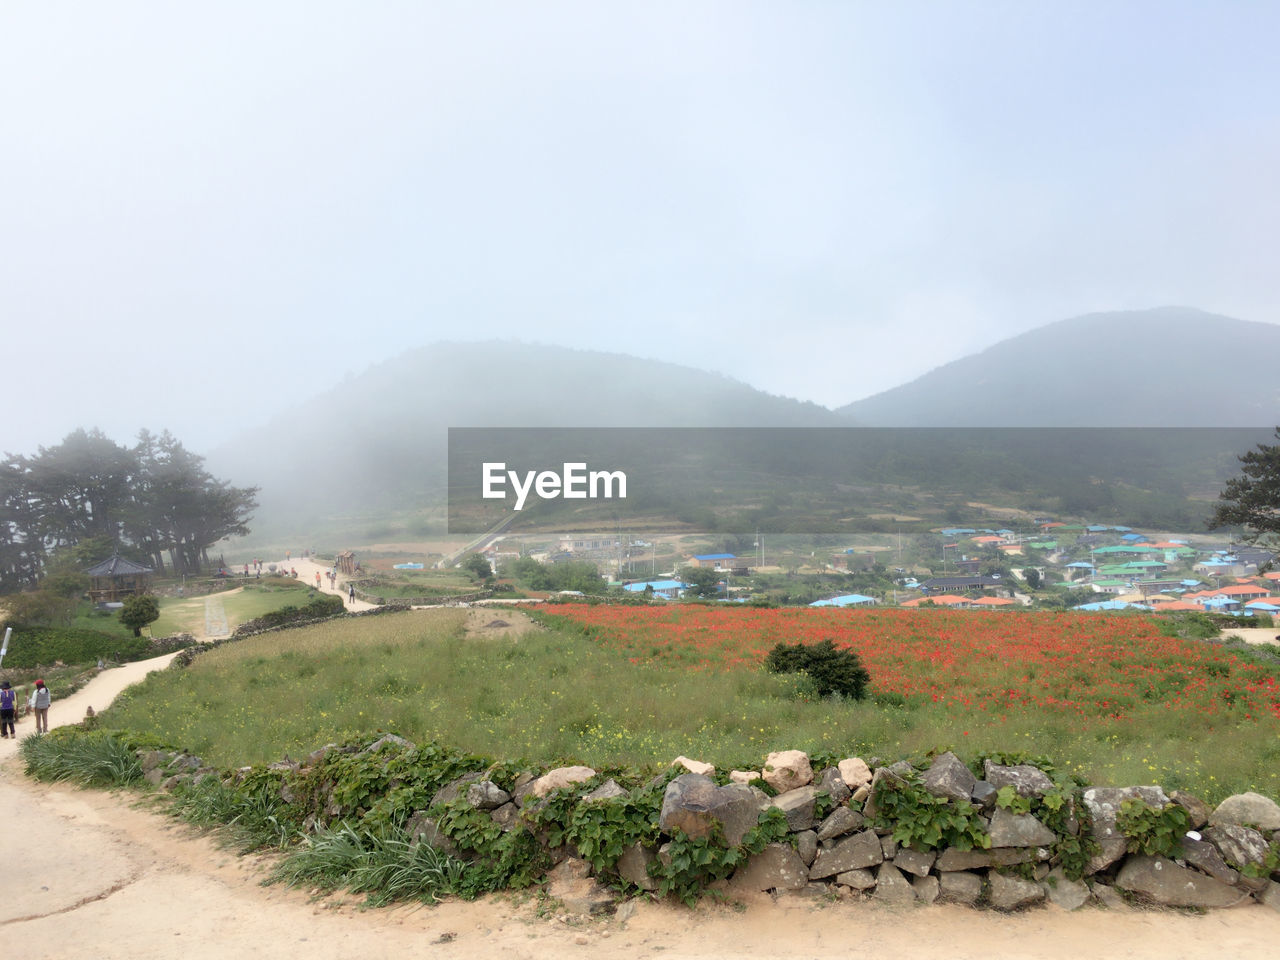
99;608;1280;803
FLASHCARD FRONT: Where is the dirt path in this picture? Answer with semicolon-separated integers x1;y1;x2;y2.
1;615;1277;957
1219;626;1280;647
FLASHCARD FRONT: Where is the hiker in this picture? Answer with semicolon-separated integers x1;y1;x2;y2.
348;583;356;605
0;681;16;738
315;571;322;589
29;680;51;734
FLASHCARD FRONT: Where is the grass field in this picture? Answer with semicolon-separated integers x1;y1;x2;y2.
152;578;315;637
99;605;1280;803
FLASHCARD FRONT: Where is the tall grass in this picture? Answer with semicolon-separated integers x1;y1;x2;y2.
270;822;466;906
21;729;143;786
99;609;1280;803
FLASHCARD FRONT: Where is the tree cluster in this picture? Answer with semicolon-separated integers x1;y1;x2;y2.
0;428;258;593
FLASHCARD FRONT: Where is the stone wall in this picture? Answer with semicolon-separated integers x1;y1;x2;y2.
142;738;1280;914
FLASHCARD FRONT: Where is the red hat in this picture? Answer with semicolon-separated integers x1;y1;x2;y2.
35;679;45;687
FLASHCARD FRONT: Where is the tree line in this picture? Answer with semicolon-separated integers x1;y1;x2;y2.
0;428;257;593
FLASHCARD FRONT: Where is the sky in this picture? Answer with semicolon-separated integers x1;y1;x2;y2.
3;1;1278;457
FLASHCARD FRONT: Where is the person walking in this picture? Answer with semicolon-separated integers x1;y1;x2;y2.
348;583;356;605
29;679;51;734
0;681;16;738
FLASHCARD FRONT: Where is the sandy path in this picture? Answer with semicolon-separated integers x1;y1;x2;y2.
1;617;1278;957
1219;626;1280;647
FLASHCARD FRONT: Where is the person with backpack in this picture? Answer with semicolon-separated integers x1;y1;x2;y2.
29;679;51;734
0;681;16;737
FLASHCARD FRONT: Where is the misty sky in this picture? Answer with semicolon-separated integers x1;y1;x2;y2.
3;1;1278;456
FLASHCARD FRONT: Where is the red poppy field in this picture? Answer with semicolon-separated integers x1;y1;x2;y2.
539;605;1280;722
537;604;1280;799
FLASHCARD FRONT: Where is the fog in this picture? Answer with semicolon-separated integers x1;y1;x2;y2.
3;1;1278;456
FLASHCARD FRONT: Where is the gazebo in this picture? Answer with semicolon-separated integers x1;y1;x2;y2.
85;554;155;604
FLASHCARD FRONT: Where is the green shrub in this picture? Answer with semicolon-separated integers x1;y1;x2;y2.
1115;798;1190;858
0;626;164;668
765;639;870;700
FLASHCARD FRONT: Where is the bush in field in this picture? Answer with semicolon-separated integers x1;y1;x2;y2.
120;594;161;637
0;625;163;668
765;638;870;700
252;593;345;629
21;729;142;786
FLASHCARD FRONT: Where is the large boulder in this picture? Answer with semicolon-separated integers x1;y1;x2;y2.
1042;867;1090;910
528;766;597;800
893;847;936;878
987;871;1045;910
466;780;512;810
616;843;658;891
1081;785;1169;874
809;829;884;879
988;807;1056;848
771;786;821;832
872;863;915;903
938;870;983;905
1209;792;1280;832
983;761;1054;799
1177;836;1240;886
762;750;813;792
815;806;864;842
1115;855;1244;908
922;752;977;804
837;757;872;790
817;767;852;804
659;774;760;846
1202;822;1271;872
730;843;810;892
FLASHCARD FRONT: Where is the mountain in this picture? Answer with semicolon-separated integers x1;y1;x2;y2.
208;341;842;531
837;307;1280;426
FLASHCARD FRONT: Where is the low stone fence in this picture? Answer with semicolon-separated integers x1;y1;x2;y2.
140;738;1280;914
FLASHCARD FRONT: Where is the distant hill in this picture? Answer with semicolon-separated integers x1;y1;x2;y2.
208;342;842;531
837;307;1280;426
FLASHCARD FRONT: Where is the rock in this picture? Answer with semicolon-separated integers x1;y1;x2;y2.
490;803;521;833
935;847;1035;871
730;843;810;892
938;871;983;905
838;757;872;789
547;858;615;916
771;786;821;832
529;766;597;799
921;752;977;805
1081;786;1170;875
1115;855;1244;908
140;751;167;773
912;874;940;904
816;806;865;843
880;835;897;860
305;743;339;766
872;863;915;903
809;829;885;879
431;772;484;809
795;831;818;866
983;762;1054;798
851;784;871;805
762;750;813;792
860;767;905;821
616;843;658;891
1042;867;1090;910
1169;790;1212;830
835;868;877;891
729;770;759;785
361;733;413;754
466;780;512;810
1257;880;1280;912
1177;836;1240;885
1090;881;1126;910
672;756;715;776
988;807;1057;848
893;847;936;878
987;871;1045;910
1203;823;1270;872
1209;792;1280;832
659;775;760;846
817;767;852;804
582;779;628;802
144;768;164;786
405;814;460;858
970;781;998;812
